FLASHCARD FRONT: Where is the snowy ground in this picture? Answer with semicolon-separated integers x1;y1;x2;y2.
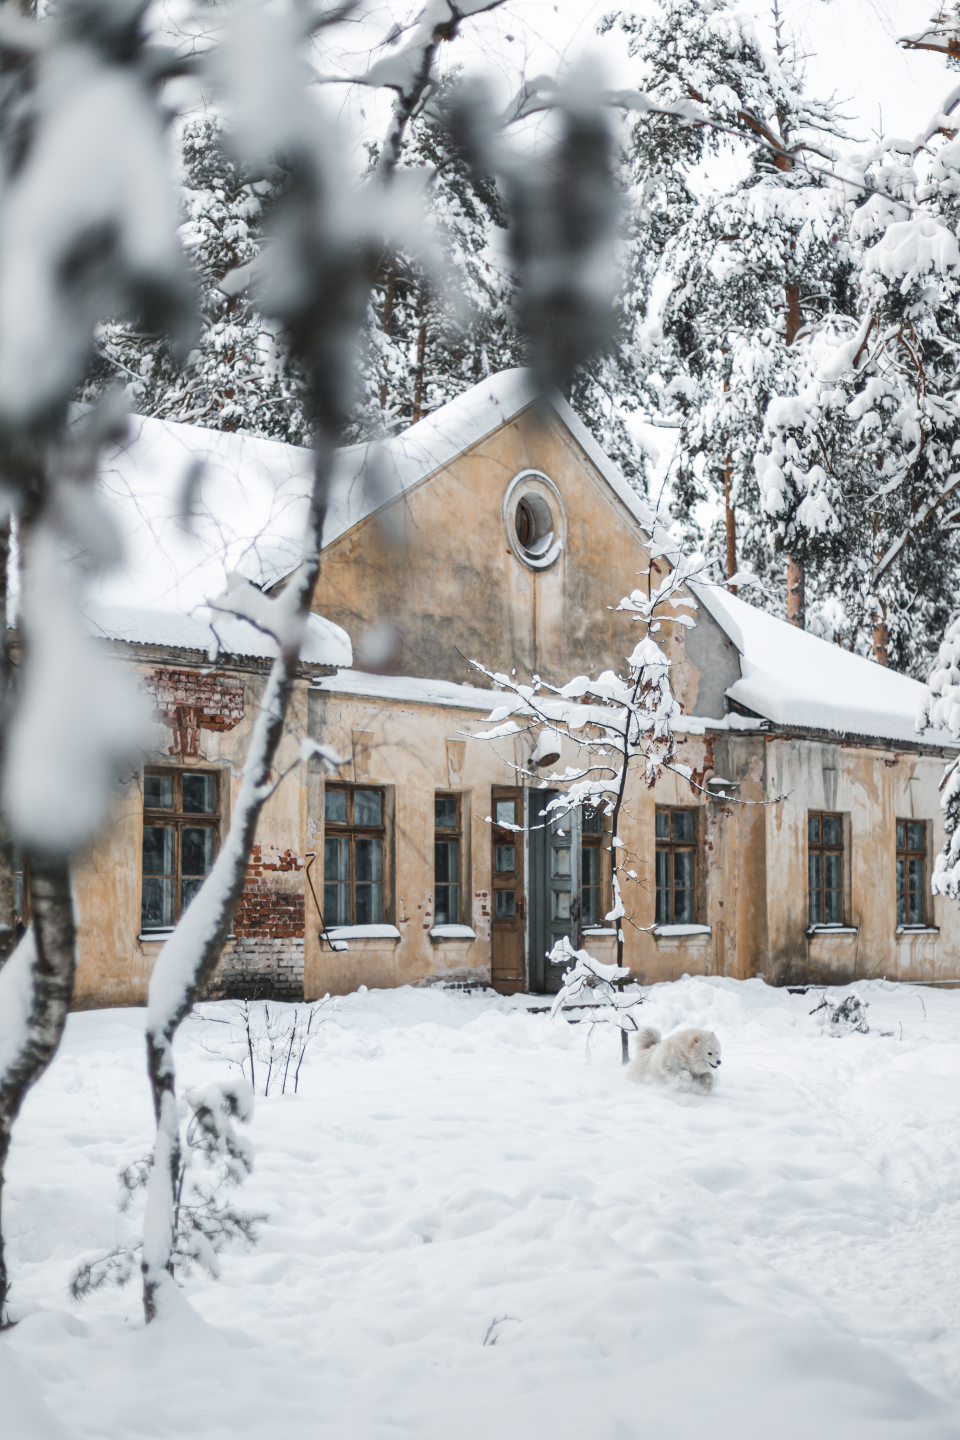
5;976;960;1439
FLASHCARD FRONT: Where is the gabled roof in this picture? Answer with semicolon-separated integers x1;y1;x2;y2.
320;367;666;549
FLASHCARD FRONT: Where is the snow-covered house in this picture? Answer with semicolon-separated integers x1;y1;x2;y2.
64;370;960;1006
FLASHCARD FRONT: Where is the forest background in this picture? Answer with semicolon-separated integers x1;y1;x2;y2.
81;0;956;680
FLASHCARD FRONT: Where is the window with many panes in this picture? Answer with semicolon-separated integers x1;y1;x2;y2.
434;793;461;925
493;796;519;918
142;770;219;932
896;820;926;926
581;806;603;926
808;812;843;925
324;786;385;927
655;808;696;924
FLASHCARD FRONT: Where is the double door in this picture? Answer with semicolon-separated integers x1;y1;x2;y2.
490;786;581;995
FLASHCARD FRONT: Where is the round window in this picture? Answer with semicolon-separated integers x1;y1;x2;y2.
503;471;566;570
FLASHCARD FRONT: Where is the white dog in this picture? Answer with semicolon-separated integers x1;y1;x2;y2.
627;1026;721;1092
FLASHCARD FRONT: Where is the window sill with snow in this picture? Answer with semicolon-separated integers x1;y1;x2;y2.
429;925;477;941
653;924;712;940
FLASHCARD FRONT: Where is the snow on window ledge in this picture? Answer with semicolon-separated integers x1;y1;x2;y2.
582;927;617;936
895;925;940;936
806;925;858;937
653;924;712;939
326;925;402;945
429;925;477;941
139;929;175;941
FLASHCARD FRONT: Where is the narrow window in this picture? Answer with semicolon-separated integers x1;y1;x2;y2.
808;812;843;925
324;786;385;927
142;769;219;933
896;820;926;926
581;805;603;926
12;842;25;923
434;793;461;925
655;808;696;924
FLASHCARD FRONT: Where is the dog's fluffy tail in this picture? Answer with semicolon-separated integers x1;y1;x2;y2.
634;1026;661;1051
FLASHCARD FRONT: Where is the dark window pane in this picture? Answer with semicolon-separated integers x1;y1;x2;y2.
435;796;458;828
808;852;822;924
824;888;842;924
824;852;842;892
823;815;842;847
143;825;175;876
324;881;350;927
808;852;822;892
355;837;383;883
495;890;515;919
142;877;175;929
808;815;821;844
435;839;459;884
674;850;695;891
673;811;694;843
435;885;460;926
495;845;515;873
495;799;516;826
655;849;670;892
325;789;347;824
896;856;906;926
582;808;602;833
581;888;600;926
552;891;571;921
181;827;215;878
15;874;22;916
907;823;925;853
908;856;925;925
809;888;823;925
896;821;905;849
655;811;669;840
582;848;600;886
354;790;382;827
674;886;695;924
144;773;174;810
182;773;216;814
324;835;350;880
655;888;669;924
181;876;207;913
355;882;383;924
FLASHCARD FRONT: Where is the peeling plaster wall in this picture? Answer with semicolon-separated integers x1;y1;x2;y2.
70;660;312;1008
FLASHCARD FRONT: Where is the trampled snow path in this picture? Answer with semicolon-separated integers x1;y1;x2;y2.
4;976;960;1439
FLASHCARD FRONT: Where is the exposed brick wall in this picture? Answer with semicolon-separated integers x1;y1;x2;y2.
207;844;306;1001
142;668;245;758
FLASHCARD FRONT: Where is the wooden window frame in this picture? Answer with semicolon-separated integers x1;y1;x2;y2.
655;806;697;925
434;791;462;926
580;805;605;929
323;784;386;928
896;819;927;927
142;767;220;933
807;810;844;926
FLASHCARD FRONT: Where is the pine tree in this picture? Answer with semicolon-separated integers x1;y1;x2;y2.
79;115;311;444
611;0;855;611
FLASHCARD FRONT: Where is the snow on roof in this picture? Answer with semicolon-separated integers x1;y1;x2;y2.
84;599;351;669
320;368;667;550
693;583;944;747
89;412;350;664
314;669;503;711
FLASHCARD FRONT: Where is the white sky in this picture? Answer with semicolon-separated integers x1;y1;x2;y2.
336;0;949;142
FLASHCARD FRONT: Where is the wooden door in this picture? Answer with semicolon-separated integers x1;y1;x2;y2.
491;785;525;994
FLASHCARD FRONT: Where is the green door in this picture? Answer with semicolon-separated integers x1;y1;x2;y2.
527;789;580;993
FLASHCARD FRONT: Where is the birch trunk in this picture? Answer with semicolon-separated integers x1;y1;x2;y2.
141;446;331;1323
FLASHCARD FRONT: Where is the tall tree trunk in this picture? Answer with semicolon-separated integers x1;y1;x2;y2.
142;443;332;1323
378;258;396;411
0;854;76;1319
0;517;16;969
786;555;805;629
723;457;737;593
411;284;427;425
873;602;889;666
